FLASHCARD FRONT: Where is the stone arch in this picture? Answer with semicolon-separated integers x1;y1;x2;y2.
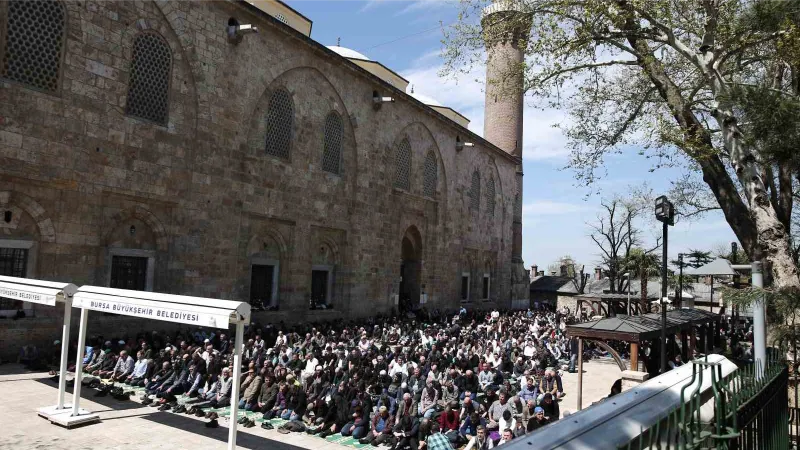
388;122;448;199
0;191;55;243
246;229;288;259
116;11;198;140
102;205;168;251
313;236;341;266
245;66;357;164
150;0;200;134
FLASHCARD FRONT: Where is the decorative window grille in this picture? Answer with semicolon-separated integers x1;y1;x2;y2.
486;177;496;216
1;0;66;92
125;33;172;125
110;255;147;291
265;88;294;159
0;247;27;310
275;13;288;24
0;247;27;277
470;171;480;211
422;151;437;197
322;112;343;174
393;139;411;190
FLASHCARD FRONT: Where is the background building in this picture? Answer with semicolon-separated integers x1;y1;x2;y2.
0;0;530;350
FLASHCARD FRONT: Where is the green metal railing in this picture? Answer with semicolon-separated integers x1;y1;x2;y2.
619;350;790;450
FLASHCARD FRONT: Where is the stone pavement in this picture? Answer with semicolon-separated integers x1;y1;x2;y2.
0;361;623;450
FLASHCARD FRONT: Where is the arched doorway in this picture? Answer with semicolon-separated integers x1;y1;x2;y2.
399;226;422;311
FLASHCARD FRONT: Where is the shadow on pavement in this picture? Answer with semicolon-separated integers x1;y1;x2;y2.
142;413;309;450
34;378;144;411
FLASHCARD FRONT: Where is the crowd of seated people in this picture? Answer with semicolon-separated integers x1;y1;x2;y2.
69;308;574;449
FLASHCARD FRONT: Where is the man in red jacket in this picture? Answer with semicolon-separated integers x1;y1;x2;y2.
438;401;462;446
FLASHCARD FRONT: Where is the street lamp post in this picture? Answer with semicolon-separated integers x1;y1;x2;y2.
677;253;684;308
655;195;675;374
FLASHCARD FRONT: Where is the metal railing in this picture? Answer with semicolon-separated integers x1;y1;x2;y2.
619;350;789;450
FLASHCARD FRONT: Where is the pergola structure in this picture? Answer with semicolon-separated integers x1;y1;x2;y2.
576;293;660;318
0;276;78;420
567;308;721;410
63;286;251;450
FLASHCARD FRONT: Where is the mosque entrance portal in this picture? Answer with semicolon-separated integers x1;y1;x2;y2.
399;226;422;311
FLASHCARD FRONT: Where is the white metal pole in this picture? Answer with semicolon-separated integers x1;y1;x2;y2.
751;261;766;380
56;298;72;410
577;338;583;411
228;322;244;450
72;308;89;417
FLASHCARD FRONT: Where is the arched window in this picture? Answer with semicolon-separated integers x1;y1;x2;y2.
125;33;172;125
322;112;343;174
265;88;294;159
486;177;496;216
422;151;438;198
393;139;411;190
1;0;66;92
470;171;481;211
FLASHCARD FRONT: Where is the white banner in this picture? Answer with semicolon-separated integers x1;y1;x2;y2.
0;281;58;306
73;293;231;329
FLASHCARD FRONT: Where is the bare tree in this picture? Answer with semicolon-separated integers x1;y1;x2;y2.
588;199;638;293
589;198;661;293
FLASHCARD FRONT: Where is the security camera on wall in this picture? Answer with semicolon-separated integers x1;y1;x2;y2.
227;17;258;45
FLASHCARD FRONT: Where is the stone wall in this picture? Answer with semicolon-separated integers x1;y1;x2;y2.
0;1;520;325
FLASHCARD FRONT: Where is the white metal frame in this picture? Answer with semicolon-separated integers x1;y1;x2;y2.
0;276;78;421
69;285;251;449
0;239;37;317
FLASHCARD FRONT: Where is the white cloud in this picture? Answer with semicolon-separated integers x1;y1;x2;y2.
400;52;571;162
357;0;450;14
522;200;587;216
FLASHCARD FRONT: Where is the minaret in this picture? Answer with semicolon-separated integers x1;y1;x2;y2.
482;1;531;159
482;1;532;302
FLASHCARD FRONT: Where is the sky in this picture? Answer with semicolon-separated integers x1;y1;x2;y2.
285;0;739;271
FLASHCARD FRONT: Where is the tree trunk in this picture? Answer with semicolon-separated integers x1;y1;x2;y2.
712;100;800;288
622;23;800;289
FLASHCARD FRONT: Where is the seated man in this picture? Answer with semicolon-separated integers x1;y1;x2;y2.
316;384;350;437
516;377;538;407
537;370;562;403
496;428;513;446
464;425;494;450
238;368;264;411
340;406;369;440
526;407;549;432
425;422;455;450
125;351;148;385
144;361;174;399
196;366;232;410
90;348;116;377
109;351;133;381
438;401;461;445
359;405;394;446
392;415;420;450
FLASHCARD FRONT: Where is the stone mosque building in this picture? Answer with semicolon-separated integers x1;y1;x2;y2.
0;0;531;346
